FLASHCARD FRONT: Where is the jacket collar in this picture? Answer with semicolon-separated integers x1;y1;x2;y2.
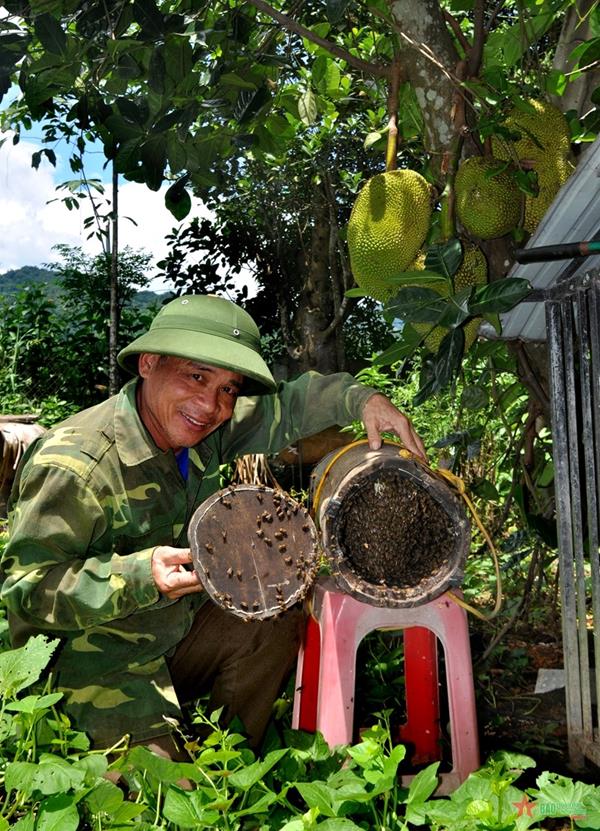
114;379;164;466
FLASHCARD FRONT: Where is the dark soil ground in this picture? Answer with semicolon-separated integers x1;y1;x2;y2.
474;625;573;775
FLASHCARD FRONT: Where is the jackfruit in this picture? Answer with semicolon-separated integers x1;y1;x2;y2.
490;98;574;234
348;169;431;301
492;98;571;163
523;157;575;234
454;244;488;293
413;243;488;353
455;157;521;240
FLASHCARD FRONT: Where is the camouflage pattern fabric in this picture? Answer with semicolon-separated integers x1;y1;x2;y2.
1;373;375;747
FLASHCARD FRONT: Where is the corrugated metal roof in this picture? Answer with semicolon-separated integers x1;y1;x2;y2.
499;136;600;341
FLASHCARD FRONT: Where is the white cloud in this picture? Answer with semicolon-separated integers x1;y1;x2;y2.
0;136;83;271
0;134;211;291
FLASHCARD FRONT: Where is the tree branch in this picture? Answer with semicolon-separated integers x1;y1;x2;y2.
246;0;391;79
467;0;486;78
321;172;352;339
516;343;551;413
385;57;402;172
443;10;470;55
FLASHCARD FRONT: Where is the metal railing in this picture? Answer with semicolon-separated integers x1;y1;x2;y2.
546;269;600;769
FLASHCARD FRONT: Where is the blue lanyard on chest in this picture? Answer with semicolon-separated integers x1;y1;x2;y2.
176;447;189;481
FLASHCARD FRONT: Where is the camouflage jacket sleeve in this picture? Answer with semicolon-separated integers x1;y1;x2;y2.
1;459;160;631
222;370;378;460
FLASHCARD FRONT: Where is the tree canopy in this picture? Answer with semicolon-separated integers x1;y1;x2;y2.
1;0;599;384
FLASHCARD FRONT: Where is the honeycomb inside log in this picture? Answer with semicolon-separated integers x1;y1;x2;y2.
336;469;455;589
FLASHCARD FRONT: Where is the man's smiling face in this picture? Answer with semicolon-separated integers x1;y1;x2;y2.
136;354;244;452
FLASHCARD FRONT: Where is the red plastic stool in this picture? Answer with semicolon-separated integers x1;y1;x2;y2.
292;578;479;793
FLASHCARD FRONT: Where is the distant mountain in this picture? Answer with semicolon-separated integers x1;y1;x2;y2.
0;266;165;308
0;265;59;296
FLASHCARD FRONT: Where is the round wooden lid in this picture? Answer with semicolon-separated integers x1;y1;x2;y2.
189;484;319;620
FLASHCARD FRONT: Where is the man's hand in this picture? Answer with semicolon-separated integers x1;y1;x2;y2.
362;394;427;462
152;546;203;600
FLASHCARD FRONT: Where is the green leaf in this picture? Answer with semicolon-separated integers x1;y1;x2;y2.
73;754;108;780
5;762;38;796
148;46;166;94
228;748;288;790
483;311;501;334
165;177;192;220
364;131;382;148
166;134;187;174
10;812;35;831
0;634;59;697
407;761;440;807
163;788;220;828
468;278;531;314
123;746;199;785
461;384;489;410
577;37;600;71
36;793;79;831
471;478;499;501
294;781;337;816
132;0;165;38
384;286;448;325
312;55;341;96
413;328;464;405
279;821;305;831
140;133;167;190
265;113;295;138
5;691;63;713
235;790;281;816
436;288;472;328
298;89;317;125
425;239;463;279
111;802;147;822
220;72;259;90
537;460;554;487
234;85;271;124
165;34;193;84
326;0;351;24
84;779;125;815
34;13;67;55
484;6;559;67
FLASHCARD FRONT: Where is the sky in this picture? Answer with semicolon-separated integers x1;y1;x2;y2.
0;130;208;292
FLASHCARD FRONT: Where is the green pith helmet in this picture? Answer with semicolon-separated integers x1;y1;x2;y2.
117;294;276;394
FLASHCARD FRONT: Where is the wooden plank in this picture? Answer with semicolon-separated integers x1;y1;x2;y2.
0;415;39;424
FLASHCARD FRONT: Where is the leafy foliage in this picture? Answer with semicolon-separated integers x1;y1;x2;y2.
0;627;597;829
0;246;160;409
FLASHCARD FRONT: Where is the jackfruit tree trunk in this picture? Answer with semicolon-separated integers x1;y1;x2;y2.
388;0;460;178
552;0;600;119
289;185;347;375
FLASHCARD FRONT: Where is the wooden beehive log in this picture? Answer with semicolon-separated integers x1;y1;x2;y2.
311;444;470;608
189;484;319;620
0;421;45;511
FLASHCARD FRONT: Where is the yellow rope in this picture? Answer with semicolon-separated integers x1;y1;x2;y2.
311;439;502;623
398;448;502;622
311;438;371;522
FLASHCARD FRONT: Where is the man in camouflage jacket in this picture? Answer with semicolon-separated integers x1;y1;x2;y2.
0;295;425;755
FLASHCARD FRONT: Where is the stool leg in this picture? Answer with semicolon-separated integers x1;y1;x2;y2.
399;627;442;764
437;598;479;782
315;592;361;747
293;615;321;732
